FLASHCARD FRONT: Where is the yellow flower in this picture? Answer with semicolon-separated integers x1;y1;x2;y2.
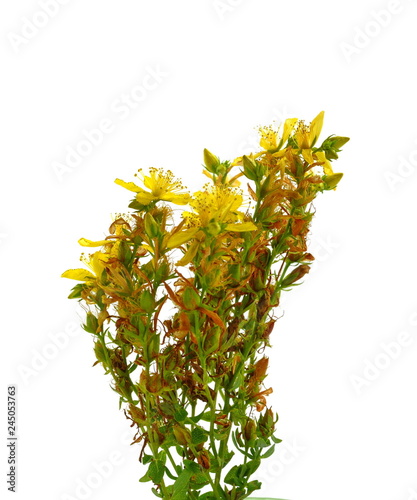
61;268;95;281
183;185;256;232
61;251;110;281
293;111;324;149
165;227;200;249
314;151;334;176
259;118;298;152
78;238;111;247
78;236;121;258
115;168;190;206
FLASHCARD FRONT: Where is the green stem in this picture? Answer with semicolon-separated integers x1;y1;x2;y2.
214;390;232;490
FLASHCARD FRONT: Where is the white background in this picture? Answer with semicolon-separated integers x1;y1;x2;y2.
1;1;417;499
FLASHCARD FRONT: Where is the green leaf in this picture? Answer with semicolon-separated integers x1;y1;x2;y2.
151;487;163;498
224;465;240;486
68;283;86;299
225;459;261;487
158;450;167;464
183;460;201;474
228;366;245;391
128;199;147;211
246;479;262;495
174;407;188;422
224;450;235;467
148;460;165;484
142;454;153;465
261;444;276;459
171;469;192;500
199;492;217;500
190;472;209;489
191;427;208;445
245;459;261;476
193;410;213;423
164;467;177;481
254;437;269;448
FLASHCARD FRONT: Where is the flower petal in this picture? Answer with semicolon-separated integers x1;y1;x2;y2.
176;239;200;266
78;238;111;247
310;111;324;147
163;193;191;205
301;149;314;163
114;178;143;193
166;227;200;249
136;191;156;205
61;269;95;281
226;222;257;232
315;151;334;176
282;118;298;144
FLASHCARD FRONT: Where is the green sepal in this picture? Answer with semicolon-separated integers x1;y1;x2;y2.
68;283;86;299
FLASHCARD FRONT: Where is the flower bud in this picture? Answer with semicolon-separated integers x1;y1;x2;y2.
173;425;191;446
206;221;223;236
144;213;160;239
93;341;107;364
258;408;275;438
203;148;220;173
128;404;146;425
331;136;350;149
323;172;343;190
84;312;99;334
242;155;258;180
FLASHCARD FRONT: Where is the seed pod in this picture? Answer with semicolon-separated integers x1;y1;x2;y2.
128;404;146;425
197;449;211;469
280;264;310;288
243;419;257;445
258;408;275;438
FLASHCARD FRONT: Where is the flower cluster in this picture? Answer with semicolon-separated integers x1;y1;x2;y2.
63;112;348;500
